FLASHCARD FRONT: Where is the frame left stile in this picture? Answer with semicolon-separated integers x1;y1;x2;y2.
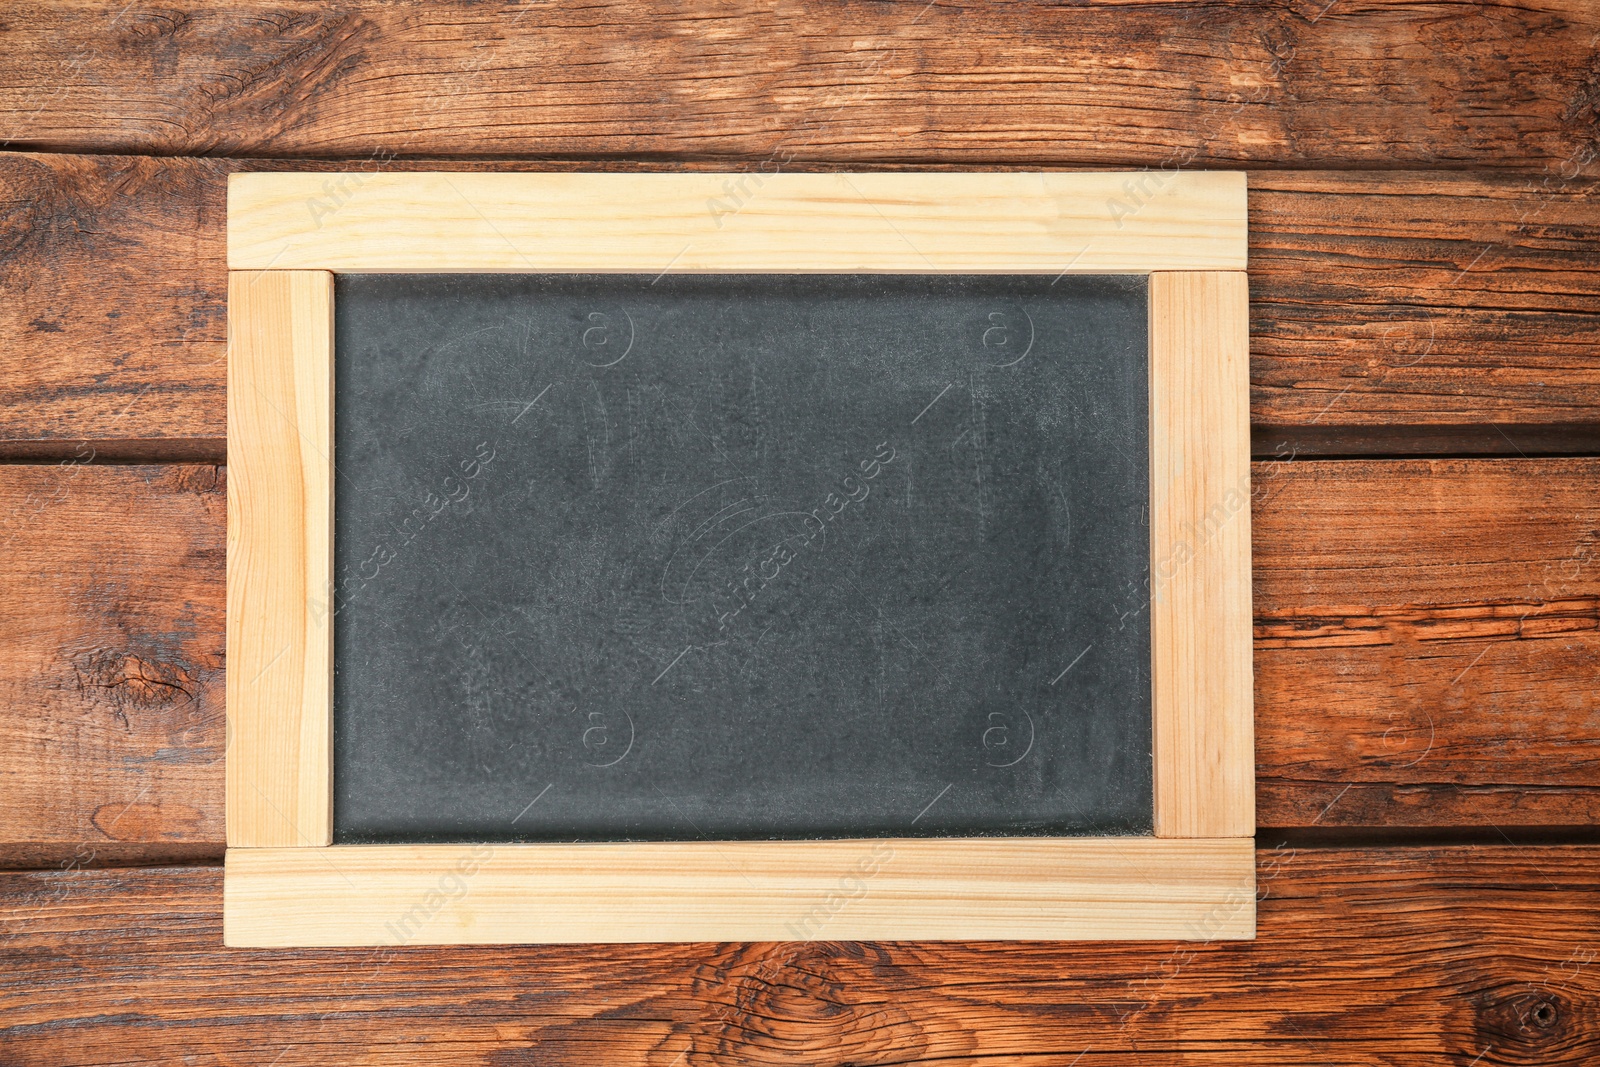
224;171;1254;947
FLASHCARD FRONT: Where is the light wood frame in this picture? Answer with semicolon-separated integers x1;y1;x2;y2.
225;171;1253;947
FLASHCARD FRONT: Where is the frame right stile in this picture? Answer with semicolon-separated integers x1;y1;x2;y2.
1149;271;1254;839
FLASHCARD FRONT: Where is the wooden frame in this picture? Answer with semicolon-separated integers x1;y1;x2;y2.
225;171;1253;946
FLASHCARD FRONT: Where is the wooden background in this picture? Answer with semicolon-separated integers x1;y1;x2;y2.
1;1;1597;1062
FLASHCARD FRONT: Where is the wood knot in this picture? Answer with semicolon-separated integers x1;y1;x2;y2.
171;463;225;496
73;649;198;718
1473;985;1586;1064
91;800;205;842
663;942;948;1066
488;944;961;1067
0;155;58;270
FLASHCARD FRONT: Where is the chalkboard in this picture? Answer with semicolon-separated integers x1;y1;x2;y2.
331;273;1152;842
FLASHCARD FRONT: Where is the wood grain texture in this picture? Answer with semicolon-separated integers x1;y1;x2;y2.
1254;458;1600;830
0;154;232;451
1248;170;1600;444
1;459;1593;860
0;465;224;870
225;840;1255;946
226;271;332;848
3;1;1599;169
4;848;1598;1062
227;170;1248;273
0;1;1593;1052
1150;273;1254;838
4;156;1595;450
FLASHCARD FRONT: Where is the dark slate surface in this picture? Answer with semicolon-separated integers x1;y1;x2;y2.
331;273;1152;842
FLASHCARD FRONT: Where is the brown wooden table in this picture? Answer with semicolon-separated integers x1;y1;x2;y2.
2;3;1597;1062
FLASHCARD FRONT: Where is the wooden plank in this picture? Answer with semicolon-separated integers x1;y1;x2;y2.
224;840;1255;946
225;272;333;848
1149;273;1254;838
3;157;1595;451
227;171;1247;273
1248;170;1600;448
3;1;1597;169
2;459;1594;859
0;154;232;453
0;465;224;868
5;848;1598;1061
1253;458;1600;830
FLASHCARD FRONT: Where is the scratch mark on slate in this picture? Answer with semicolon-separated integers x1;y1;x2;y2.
511;382;554;424
653;645;692;685
512;782;555;824
913;783;953;824
912;382;953;425
1050;643;1094;686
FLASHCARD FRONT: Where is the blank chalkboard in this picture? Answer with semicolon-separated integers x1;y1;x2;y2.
331;273;1152;843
